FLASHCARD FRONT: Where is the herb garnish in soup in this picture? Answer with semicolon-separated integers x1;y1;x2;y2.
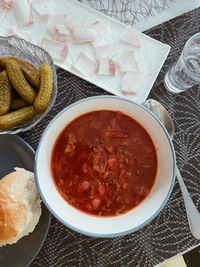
51;110;157;216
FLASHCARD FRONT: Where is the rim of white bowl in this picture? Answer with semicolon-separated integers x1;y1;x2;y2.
35;95;176;238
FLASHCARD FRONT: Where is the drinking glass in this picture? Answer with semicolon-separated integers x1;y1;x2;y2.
164;32;200;93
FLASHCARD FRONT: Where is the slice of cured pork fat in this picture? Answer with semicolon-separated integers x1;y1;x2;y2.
121;72;147;95
72;52;98;75
13;0;33;27
46;14;70;42
113;49;139;72
72;27;98;44
98;57;116;76
120;26;142;49
42;37;68;62
31;0;56;19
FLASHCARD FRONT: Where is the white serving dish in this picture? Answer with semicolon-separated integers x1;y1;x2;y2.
0;0;170;104
35;96;176;237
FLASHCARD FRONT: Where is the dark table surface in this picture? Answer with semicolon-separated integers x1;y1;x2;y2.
18;5;200;267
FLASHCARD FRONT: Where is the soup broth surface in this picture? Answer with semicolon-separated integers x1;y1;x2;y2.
51;110;157;216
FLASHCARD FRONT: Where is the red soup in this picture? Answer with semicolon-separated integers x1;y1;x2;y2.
51;110;157;216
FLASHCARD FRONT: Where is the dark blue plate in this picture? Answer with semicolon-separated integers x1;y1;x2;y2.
0;134;51;267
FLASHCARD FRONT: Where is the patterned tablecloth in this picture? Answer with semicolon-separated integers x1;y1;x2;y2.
79;0;200;31
19;3;200;267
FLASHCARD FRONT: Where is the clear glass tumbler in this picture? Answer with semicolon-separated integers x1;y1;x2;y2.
164;32;200;93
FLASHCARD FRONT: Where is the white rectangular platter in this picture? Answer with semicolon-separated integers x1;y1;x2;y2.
0;0;170;104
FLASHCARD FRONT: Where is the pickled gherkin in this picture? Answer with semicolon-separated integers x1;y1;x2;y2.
6;60;36;104
0;57;40;89
0;57;54;130
0;106;37;130
0;71;11;115
10;99;28;111
34;63;53;113
0;57;8;68
20;60;40;89
11;85;20;99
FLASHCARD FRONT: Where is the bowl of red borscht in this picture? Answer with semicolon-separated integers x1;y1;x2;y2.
35;96;176;237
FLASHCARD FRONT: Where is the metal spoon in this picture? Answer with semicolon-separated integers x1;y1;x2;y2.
144;99;200;239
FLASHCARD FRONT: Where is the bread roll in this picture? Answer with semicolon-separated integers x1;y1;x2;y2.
0;168;41;246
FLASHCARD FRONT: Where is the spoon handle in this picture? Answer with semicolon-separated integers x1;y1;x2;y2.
176;166;200;239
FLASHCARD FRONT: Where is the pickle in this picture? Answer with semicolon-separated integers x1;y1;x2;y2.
18;60;40;89
0;58;19;98
0;57;18;69
0;57;40;89
11;85;19;99
0;71;11;115
6;60;36;104
0;106;37;130
34;63;53;113
0;57;7;69
10;99;28;111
